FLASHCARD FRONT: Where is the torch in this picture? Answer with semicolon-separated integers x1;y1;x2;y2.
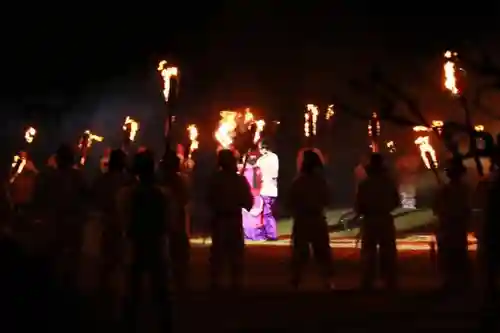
10;127;37;183
122;116;139;151
414;128;441;184
78;130;103;166
367;112;380;152
158;60;179;151
304;104;319;146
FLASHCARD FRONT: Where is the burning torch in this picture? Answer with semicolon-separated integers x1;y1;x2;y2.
186;124;199;170
304;104;319;143
368;112;380;152
122;116;139;149
413;126;441;183
10;127;37;183
158;60;179;150
78;130;103;166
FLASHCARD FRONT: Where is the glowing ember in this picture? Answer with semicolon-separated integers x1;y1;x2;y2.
187;124;199;159
158;60;179;102
444;50;459;95
215;111;238;149
123;116;139;141
24;127;36;143
414;136;438;169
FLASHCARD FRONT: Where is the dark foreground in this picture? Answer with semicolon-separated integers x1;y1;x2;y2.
1;236;498;332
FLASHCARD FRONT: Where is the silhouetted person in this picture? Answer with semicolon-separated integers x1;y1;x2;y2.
433;159;471;290
119;150;171;332
33;144;88;288
92;149;134;318
355;153;400;290
206;149;253;290
288;149;334;290
482;161;500;294
9;152;38;234
159;149;191;291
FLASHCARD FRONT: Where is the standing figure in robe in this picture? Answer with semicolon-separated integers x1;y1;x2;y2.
255;140;279;241
241;154;265;241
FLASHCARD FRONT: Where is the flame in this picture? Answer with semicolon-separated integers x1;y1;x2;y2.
187;124;199;158
24;127;36;143
83;130;103;148
386;140;396;153
305;104;319;136
413;126;431;132
215;111;238;149
368;112;380;138
123;116;139;141
431;120;444;135
444;50;459;95
325;104;335;120
253;119;265;143
10;155;27;183
475;125;484;132
158;60;179;102
415;136;438;169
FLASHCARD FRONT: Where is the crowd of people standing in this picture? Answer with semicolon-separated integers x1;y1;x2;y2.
1;142;500;330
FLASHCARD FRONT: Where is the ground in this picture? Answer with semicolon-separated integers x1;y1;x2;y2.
4;208;491;332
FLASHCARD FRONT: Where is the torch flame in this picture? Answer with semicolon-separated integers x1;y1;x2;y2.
123;116;139;141
475;125;484;132
158;60;179;102
325;104;335;120
215;111;238;149
413;126;431;132
415;136;438;169
306;104;319;136
83;130;103;148
10;155;27;183
444;50;459;95
25;127;36;143
187;124;199;158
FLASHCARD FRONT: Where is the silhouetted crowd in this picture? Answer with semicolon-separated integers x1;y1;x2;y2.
1;144;500;331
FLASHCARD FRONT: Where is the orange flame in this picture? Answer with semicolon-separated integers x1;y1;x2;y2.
158;60;179;102
444;51;459;95
305;104;319;137
215;111;238;149
123;116;139;141
415;136;438;169
187;124;199;158
24;127;36;143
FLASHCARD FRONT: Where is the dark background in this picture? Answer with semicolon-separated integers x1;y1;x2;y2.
2;4;500;205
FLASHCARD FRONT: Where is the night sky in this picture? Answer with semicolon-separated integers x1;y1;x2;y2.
3;5;500;203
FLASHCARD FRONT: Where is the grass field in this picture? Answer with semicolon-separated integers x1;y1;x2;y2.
276;208;435;238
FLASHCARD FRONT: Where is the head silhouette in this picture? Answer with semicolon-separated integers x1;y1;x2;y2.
445;157;466;181
56;144;75;169
300;149;323;175
108;149;127;172
365;153;386;176
217;149;237;173
132;149;156;183
161;149;180;174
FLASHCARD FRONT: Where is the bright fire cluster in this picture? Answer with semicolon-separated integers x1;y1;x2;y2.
123;116;140;142
444;51;459;95
158;60;179;102
214;109;265;149
25;127;36;143
304;104;319;137
187;124;199;158
413;125;437;169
